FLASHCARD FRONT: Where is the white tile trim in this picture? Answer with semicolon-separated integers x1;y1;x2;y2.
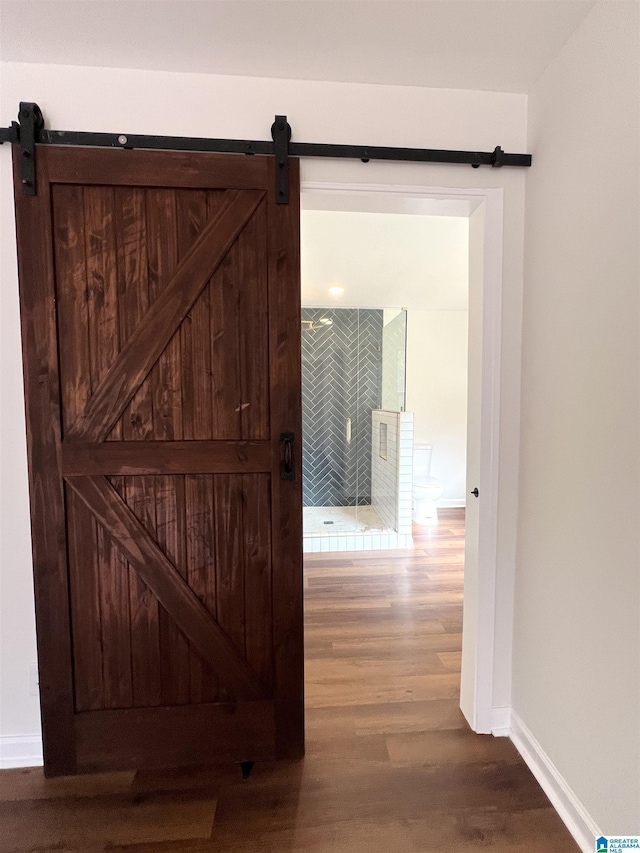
509;710;601;853
0;735;43;769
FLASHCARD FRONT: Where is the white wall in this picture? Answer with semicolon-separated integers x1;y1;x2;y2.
301;210;468;309
0;61;527;745
515;0;640;835
406;310;468;505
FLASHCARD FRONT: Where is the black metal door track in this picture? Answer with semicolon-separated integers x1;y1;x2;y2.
0;102;532;201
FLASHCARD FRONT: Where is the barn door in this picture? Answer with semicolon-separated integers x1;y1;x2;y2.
12;146;303;776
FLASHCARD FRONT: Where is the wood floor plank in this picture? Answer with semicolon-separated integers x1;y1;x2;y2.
385;728;520;767
330;633;463;657
0;788;217;852
0;767;135;802
305;670;463;708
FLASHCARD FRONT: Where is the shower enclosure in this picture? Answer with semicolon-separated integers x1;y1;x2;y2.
302;307;411;551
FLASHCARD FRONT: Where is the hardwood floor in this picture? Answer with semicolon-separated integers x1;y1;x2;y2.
0;509;578;852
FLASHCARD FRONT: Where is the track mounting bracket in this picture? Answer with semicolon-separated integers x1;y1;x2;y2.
271;115;291;204
16;102;44;196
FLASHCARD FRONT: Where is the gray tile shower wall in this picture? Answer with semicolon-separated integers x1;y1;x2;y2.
302;308;383;507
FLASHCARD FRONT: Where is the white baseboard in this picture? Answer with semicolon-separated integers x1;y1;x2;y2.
439;499;466;508
0;735;43;769
510;710;601;853
491;706;511;737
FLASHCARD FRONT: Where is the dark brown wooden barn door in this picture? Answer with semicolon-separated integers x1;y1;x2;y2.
13;147;303;776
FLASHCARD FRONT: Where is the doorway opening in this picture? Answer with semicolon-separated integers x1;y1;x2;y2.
299;182;503;734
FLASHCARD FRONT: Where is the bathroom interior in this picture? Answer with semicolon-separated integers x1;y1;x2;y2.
301;195;469;553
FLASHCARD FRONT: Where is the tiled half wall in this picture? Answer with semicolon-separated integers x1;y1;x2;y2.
371;410;414;536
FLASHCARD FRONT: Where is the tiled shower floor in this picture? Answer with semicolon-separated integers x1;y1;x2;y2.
303;506;413;553
303;505;390;535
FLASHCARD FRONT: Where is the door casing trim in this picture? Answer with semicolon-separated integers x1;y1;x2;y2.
300;180;505;734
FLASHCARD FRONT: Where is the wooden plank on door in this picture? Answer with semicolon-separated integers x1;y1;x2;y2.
75;702;276;772
144;189;188;707
52;185;91;436
175;191;218;703
114;186;153;441
67;489;103;712
60;440;271;476
113;187;162;709
45;147;270;190
52;184;105;715
177;190;213;441
210;240;242;439
237;199;270;440
267;157;304;759
83;186;133;711
213;475;247;688
126;476;162;708
12;151;75;775
185;474;219;703
243;474;274;692
145;188;182;444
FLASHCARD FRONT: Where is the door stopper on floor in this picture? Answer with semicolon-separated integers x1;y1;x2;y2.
239;760;255;781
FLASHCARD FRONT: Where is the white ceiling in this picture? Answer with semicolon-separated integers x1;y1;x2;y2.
0;1;595;94
301;210;469;310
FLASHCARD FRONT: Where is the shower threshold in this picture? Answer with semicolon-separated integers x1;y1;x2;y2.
303;506;413;553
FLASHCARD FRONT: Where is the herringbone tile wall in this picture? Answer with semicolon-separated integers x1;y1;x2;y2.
302;308;383;507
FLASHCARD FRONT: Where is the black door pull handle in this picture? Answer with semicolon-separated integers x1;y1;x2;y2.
281;432;295;480
471;487;479;498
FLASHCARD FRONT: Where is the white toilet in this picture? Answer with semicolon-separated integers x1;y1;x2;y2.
412;444;444;524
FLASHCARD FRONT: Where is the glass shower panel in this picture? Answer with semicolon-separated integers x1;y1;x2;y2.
381;309;407;412
356;308;407;533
